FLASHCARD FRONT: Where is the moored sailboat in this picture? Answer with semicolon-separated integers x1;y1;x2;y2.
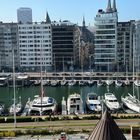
28;47;57;115
115;79;123;87
121;93;140;113
122;53;140;113
134;80;140;87
29;94;57;115
9;98;23;115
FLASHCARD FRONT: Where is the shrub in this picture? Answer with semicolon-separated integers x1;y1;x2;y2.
0;132;4;137
121;128;130;134
73;116;81;120
4;131;16;137
82;115;100;120
60;116;71;120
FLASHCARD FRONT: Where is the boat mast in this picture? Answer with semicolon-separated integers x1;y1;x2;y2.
133;33;135;96
40;43;43;116
12;48;16;128
63;56;65;73
62;56;65;81
138;56;140;100
71;57;74;80
89;55;91;81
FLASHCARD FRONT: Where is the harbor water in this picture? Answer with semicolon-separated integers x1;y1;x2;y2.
0;83;139;113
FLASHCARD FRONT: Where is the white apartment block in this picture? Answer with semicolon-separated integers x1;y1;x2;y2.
17;7;32;24
18;22;52;71
94;0;118;71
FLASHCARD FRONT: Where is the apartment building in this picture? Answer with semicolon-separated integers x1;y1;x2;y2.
17;7;32;24
117;21;135;72
0;22;19;71
51;20;80;71
94;0;118;71
134;20;140;71
18;22;52;71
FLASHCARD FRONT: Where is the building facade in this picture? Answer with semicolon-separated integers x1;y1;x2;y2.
17;7;32;24
18;22;52;71
0;23;19;71
79;17;94;71
117;21;135;72
51;20;80;71
94;0;118;71
134;20;140;72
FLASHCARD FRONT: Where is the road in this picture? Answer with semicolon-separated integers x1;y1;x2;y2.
0;119;140;130
0;119;135;140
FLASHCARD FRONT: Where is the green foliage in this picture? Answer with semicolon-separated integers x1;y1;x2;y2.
17;116;34;122
72;116;81;120
82;129;90;133
60;116;71;120
121;128;130;134
82;115;100;120
0;116;36;123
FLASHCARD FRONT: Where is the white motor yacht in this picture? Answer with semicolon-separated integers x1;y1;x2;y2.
104;93;120;111
115;80;123;87
124;78;130;86
68;79;76;86
67;93;84;115
86;93;102;112
87;79;94;86
105;79;113;86
121;93;140;113
60;80;67;86
50;80;59;86
97;80;104;86
79;80;86;86
17;73;29;79
0;77;8;87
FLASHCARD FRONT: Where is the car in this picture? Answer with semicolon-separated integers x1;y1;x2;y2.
52;73;60;76
75;73;81;76
62;73;70;76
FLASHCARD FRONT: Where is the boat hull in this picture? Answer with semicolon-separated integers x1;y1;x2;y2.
122;96;140;113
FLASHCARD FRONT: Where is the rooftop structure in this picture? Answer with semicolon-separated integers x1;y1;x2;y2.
17;7;32;24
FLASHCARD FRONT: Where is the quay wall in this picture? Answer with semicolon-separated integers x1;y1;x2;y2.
1;72;139;82
16;72;139;82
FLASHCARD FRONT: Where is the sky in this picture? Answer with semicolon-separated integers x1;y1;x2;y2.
0;0;140;26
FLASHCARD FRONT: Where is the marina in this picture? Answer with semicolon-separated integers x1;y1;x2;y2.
0;73;140;116
0;72;139;87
